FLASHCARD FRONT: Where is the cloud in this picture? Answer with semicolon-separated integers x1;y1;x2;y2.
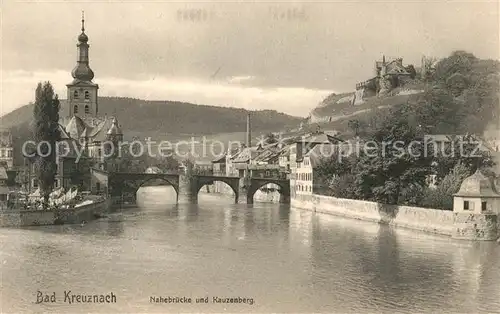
1;70;334;117
227;76;255;84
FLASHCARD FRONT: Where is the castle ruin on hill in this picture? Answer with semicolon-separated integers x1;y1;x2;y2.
353;55;437;105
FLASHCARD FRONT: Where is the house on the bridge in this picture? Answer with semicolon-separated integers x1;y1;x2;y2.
194;160;213;175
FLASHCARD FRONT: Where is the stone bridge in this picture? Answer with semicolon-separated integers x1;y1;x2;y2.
90;168;290;205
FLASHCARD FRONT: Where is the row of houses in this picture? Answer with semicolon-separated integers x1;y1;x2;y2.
208;130;345;194
208;130;500;198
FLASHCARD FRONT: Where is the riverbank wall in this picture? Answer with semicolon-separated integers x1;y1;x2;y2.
0;198;111;227
291;194;498;240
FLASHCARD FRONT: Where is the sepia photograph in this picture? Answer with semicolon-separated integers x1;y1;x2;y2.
0;0;499;313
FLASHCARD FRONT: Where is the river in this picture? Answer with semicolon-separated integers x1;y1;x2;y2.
1;186;499;313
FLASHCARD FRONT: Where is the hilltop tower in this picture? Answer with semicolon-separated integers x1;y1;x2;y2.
66;11;99;120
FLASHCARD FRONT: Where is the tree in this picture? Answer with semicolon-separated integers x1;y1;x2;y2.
347;119;360;137
329;174;358;199
353;104;434;205
264;132;278;144
421;162;471;210
33;82;61;206
412;86;461;134
432;134;494;183
405;64;417;79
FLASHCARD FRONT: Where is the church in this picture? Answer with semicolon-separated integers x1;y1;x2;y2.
59;13;124;162
25;14;124;192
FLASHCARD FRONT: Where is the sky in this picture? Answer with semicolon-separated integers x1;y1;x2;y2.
1;0;499;117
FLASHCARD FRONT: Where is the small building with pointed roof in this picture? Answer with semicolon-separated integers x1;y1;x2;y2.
452;169;499;241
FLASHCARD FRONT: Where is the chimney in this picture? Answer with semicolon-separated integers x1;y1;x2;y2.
246;111;252;148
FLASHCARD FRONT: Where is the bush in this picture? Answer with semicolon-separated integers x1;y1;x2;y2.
420;162;471;210
328;174;358;199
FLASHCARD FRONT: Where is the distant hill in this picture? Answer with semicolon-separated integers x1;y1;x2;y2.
1;97;302;139
1;97;302;166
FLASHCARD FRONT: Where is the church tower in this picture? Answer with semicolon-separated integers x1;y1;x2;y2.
66;11;99;119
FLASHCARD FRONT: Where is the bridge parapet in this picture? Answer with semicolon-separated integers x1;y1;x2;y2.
105;171;290;205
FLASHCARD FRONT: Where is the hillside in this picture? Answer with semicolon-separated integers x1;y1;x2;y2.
306;51;499;137
1;97;302;138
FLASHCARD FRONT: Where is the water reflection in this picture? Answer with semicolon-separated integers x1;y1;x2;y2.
1;187;499;313
308;212;500;313
106;221;125;237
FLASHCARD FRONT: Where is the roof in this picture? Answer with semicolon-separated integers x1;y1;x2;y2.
278;144;292;156
454;169;500;197
295;132;344;145
65;115;87;139
66;78;98;87
424;134;493;152
212;154;227;163
254;148;281;163
304;142;362;168
106;117;123;135
59;124;71;139
231;147;259;163
89;117;114;142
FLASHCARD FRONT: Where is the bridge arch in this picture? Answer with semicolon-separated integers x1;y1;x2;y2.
134;177;179;195
192;175;240;204
247;178;290;204
107;172;180;204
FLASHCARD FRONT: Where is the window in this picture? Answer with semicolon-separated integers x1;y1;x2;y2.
482;201;487;211
73;90;79;99
85;105;90;114
54;179;59;188
85;91;90;100
463;201;470;210
7;150;12;158
96;182;101;192
33;179;38;188
74;104;78;114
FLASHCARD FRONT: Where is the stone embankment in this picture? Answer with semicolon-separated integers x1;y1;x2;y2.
292;194;499;241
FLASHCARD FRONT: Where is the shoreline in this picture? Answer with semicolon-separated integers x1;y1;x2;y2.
291;193;500;242
0;198;111;227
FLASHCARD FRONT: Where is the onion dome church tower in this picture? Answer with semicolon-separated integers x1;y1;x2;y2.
66;11;99;122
